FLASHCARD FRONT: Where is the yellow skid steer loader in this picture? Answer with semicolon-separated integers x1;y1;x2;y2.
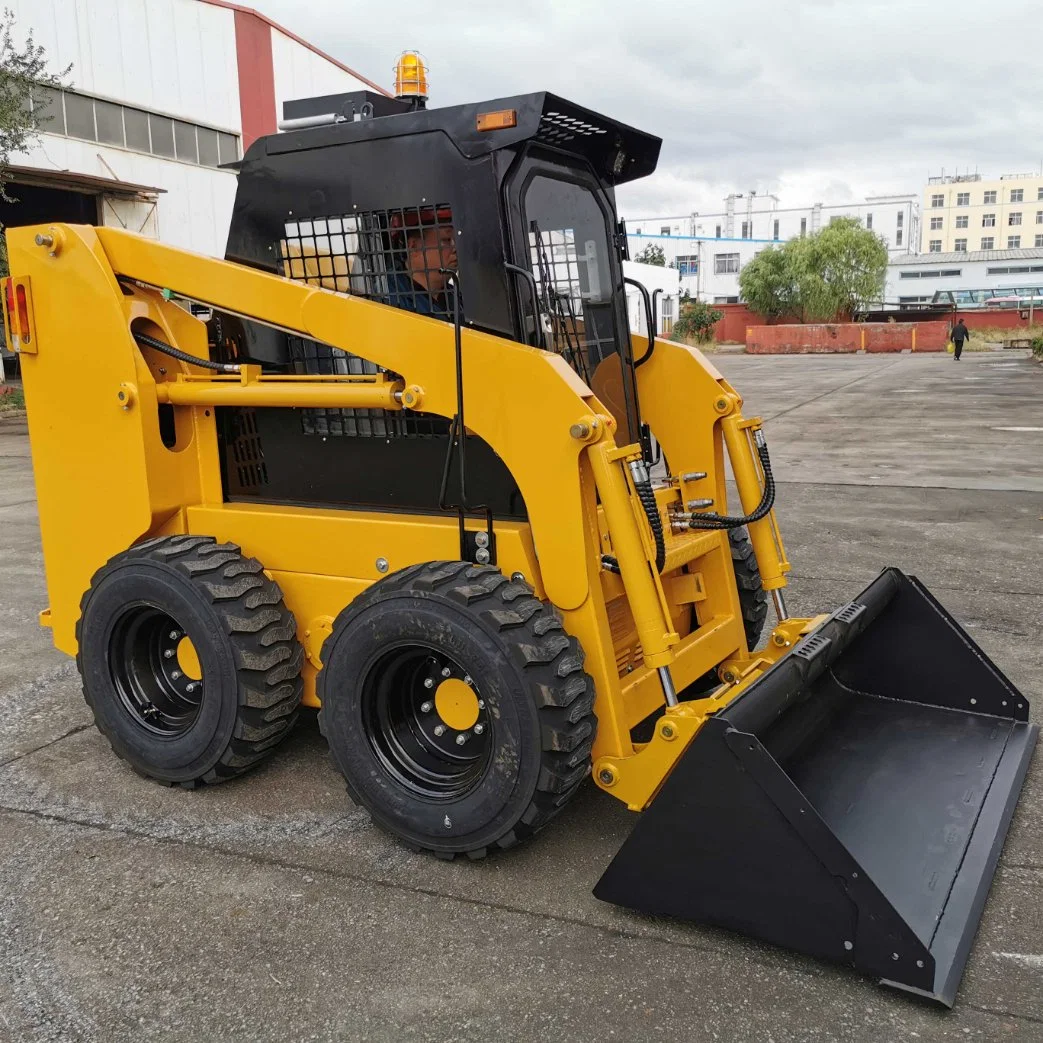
5;87;1035;1006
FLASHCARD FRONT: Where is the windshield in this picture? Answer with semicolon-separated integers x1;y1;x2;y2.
524;175;621;384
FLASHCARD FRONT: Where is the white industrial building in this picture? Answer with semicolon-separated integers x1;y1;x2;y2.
885;248;1043;308
3;0;386;258
625;193;919;304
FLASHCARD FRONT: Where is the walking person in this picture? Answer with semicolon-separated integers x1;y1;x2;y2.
951;318;970;361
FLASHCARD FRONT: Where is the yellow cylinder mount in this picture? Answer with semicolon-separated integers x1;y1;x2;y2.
720;414;788;590
586;438;678;667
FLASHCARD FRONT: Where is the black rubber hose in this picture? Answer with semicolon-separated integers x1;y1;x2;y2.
133;330;240;373
685;440;776;530
631;471;667;573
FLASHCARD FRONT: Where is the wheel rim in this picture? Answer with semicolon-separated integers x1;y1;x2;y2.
108;604;205;736
360;645;492;799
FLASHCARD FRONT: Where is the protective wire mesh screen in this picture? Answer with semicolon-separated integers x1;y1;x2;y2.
524;176;619;387
277;206;457;438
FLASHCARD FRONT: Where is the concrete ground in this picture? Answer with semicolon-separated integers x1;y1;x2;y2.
1;351;1041;1042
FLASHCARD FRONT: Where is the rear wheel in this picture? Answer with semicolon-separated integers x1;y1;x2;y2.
76;535;304;787
318;561;597;859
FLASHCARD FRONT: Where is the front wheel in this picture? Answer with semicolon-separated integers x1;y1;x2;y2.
318;561;597;859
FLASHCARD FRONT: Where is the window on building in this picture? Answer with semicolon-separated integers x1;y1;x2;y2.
1008;235;1021;248
661;296;674;324
929;216;943;230
984;190;997;204
1009;212;1023;226
675;255;699;276
715;224;721;238
773;219;780;240
173;121;198;163
123;107;150;152
660;226;671;236
955;215;968;229
217;132;238;166
197;128;220;167
931;193;944;208
1037;211;1043;224
897;212;904;227
1038;188;1043;201
93;99;124;146
31;85;65;134
983;213;996;227
741;221;750;239
896;229;903;246
929;240;942;252
800;217;807;236
866;212;873;229
954;238;967;252
149;114;176;158
980;236;994;250
714;252;740;274
1036;235;1043;248
64;91;96;140
956;192;970;206
1010;188;1024;203
713;296;739;304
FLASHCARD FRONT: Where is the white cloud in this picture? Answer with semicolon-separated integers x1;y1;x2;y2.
249;0;1039;216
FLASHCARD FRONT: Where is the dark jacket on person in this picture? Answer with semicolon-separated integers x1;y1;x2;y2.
951;321;970;344
384;269;453;321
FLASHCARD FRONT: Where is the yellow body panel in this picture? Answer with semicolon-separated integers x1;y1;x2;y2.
9;223;799;807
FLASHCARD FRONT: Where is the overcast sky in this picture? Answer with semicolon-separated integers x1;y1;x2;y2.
250;0;1039;219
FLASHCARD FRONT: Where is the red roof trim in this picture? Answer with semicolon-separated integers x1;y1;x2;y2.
197;0;391;96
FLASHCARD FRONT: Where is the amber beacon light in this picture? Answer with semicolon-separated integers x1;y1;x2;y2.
394;51;429;108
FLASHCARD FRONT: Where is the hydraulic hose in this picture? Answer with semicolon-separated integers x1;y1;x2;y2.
685;431;776;530
628;460;666;573
133;330;241;373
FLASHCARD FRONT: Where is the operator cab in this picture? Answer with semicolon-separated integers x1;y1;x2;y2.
213;88;662;515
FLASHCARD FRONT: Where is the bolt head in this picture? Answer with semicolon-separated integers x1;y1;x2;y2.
441;667;451;678
477;700;485;710
433;724;446;737
475;548;490;564
598;769;615;785
455;733;468;746
473;723;484;735
423;677;435;689
186;683;198;693
420;701;433;713
661;724;675;739
164;649;175;659
171;670;181;680
375;557;389;574
169;631;180;640
474;531;489;548
510;572;525;583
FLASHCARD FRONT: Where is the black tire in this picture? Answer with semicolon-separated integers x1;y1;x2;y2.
317;561;596;859
76;534;304;787
730;526;769;653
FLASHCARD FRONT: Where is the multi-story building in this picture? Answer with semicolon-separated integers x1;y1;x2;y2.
2;0;385;258
920;172;1043;255
625;193;918;303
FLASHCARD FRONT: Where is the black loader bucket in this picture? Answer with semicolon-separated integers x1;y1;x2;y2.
594;568;1037;1006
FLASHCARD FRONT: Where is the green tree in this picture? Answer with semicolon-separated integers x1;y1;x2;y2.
738;245;798;320
671;293;721;343
634;243;666;266
0;10;69;274
738;218;888;323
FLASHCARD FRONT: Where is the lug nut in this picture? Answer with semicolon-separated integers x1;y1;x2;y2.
171;670;182;680
477;700;485;710
423;677;434;689
441;667;451;678
473;723;484;735
464;676;473;686
164;649;175;659
455;733;468;746
433;724;446;737
420;701;433;713
169;631;180;640
186;683;198;693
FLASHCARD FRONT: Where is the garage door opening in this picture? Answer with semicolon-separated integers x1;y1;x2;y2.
0;180;98;227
